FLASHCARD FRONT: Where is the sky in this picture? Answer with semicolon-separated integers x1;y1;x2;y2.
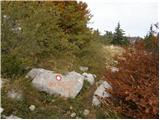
82;0;159;37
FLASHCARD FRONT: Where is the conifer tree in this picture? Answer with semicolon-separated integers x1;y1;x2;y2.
112;22;129;46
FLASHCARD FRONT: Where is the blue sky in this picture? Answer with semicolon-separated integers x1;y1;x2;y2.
82;0;158;37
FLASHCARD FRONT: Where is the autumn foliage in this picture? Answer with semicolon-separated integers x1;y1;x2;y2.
104;43;159;118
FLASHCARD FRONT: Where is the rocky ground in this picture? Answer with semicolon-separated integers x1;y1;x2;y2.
1;45;123;119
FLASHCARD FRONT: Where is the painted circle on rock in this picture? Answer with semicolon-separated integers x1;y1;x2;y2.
56;74;62;81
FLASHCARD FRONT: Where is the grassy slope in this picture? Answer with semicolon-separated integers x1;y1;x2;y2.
1;45;123;119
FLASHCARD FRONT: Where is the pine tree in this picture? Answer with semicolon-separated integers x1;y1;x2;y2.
112;22;129;46
102;31;114;44
1;1;93;77
144;24;159;53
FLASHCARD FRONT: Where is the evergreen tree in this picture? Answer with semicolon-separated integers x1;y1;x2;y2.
102;31;113;44
144;24;159;53
1;1;106;77
1;1;92;77
112;22;129;46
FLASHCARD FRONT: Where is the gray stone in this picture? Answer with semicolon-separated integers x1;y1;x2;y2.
5;115;21;119
70;112;76;118
92;81;112;106
51;99;55;102
0;107;3;113
82;72;95;85
69;106;73;110
110;67;119;73
29;105;36;111
76;117;82;119
26;68;54;79
79;66;88;72
83;109;90;116
26;68;84;98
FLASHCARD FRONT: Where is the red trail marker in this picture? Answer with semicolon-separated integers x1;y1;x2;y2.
56;74;62;81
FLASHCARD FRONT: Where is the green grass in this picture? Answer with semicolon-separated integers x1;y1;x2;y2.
1;76;121;119
1;45;124;119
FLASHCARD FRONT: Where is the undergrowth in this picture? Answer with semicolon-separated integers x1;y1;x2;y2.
104;43;159;119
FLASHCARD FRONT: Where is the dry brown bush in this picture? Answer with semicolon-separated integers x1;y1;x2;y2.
104;43;159;118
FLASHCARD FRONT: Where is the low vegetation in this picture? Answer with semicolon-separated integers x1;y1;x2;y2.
104;37;159;119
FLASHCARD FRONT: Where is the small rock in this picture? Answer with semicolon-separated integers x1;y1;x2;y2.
51;99;55;102
79;66;88;72
69;106;73;110
83;109;90;116
82;72;95;85
110;67;119;73
114;60;118;64
29;105;35;111
5;114;21;119
70;112;76;118
76;116;82;119
0;107;4;113
3;15;7;18
7;90;22;101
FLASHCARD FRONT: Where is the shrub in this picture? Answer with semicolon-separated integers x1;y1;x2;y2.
78;40;106;77
104;44;159;118
111;22;129;46
1;55;26;78
1;1;105;78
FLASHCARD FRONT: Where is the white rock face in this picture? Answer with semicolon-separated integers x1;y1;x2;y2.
7;90;23;101
82;72;95;85
26;68;84;98
92;81;112;106
79;66;88;72
26;68;54;79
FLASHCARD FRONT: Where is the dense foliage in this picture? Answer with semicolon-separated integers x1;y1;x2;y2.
144;23;159;53
1;1;105;78
101;31;114;45
101;22;129;46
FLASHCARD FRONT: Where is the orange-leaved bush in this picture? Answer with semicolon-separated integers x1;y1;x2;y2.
104;44;159;118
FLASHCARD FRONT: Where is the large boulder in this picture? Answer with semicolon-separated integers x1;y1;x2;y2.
92;81;112;106
26;68;84;98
